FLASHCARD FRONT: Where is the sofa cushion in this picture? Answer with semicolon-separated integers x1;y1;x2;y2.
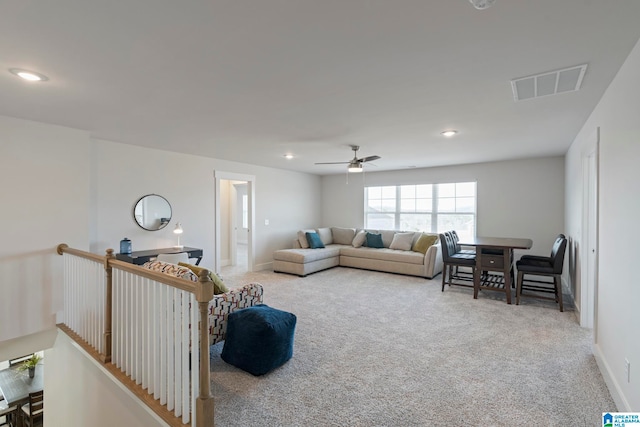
352;230;367;248
297;229;316;249
366;232;384;248
306;232;325;249
389;232;414;251
316;227;333;245
340;247;425;265
379;230;396;248
178;262;230;294
273;246;342;263
331;227;356;245
413;233;439;254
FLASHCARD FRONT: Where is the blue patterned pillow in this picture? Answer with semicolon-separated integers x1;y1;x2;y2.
306;232;325;249
366;232;384;248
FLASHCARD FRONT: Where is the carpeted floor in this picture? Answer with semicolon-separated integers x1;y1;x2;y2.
210;267;615;426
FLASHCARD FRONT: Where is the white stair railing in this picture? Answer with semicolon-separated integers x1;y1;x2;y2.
57;244;215;427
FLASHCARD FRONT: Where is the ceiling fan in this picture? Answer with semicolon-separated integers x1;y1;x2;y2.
315;145;381;173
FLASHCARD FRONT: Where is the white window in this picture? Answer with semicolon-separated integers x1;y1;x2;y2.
364;182;476;240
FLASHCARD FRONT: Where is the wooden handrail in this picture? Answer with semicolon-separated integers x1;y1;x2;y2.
57;243;105;263
58;243;201;294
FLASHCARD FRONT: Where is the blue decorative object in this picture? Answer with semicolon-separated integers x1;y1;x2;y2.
221;304;297;376
366;232;384;248
120;238;132;254
305;232;325;249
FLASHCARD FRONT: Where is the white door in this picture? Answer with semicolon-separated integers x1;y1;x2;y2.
581;127;599;333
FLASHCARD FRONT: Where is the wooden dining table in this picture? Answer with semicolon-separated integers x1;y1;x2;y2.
0;363;43;427
457;236;533;304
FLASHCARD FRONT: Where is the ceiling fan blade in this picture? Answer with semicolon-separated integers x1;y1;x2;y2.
358;155;381;163
314;161;350;165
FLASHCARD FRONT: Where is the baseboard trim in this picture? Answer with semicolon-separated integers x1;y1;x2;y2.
253;261;273;272
593;343;630;412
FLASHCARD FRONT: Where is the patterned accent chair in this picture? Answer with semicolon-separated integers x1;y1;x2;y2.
142;260;264;344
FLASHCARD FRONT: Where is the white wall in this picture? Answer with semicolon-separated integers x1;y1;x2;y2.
0;116;90;356
90;139;322;271
565;37;640;411
321;156;565;258
0;118;323;425
46;331;168;427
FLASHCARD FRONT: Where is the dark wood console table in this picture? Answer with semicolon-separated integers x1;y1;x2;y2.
457;237;532;304
116;247;203;265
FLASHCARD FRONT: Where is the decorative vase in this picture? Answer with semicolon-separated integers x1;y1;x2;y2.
28;366;35;378
120;237;132;254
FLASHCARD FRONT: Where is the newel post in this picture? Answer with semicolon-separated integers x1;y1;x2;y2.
101;248;115;363
195;270;215;427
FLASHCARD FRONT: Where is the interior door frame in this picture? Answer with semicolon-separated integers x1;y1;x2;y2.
214;171;255;275
581;126;599;333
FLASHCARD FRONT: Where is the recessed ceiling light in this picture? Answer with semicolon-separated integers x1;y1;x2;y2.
284;154;294;159
9;68;49;82
441;130;458;137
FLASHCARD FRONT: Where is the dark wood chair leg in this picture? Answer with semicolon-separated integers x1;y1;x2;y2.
441;263;447;291
555;275;564;312
516;270;523;305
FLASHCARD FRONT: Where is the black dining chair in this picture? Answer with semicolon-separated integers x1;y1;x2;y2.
516;235;568;311
439;232;476;292
20;390;43;427
0;398;18;427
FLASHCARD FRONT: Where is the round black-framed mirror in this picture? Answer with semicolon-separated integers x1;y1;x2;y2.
133;194;172;231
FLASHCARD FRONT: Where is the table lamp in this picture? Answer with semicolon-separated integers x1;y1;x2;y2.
173;222;183;249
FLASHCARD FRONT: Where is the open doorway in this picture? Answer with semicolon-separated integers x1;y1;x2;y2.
214;171;255;279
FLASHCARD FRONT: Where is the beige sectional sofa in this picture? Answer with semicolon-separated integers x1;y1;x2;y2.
273;227;443;279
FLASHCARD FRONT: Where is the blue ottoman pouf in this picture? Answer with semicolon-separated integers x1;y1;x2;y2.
221;304;297;376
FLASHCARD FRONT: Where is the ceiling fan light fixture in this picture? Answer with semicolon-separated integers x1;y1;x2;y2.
441;130;458;137
469;0;496;10
348;162;363;173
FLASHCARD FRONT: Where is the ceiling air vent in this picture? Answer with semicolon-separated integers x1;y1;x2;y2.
511;64;587;101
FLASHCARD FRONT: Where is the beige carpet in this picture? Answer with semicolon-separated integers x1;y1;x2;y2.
210;267;615;426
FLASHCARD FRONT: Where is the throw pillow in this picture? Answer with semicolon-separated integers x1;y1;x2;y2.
352;230;367;248
366;232;384;249
331;227;356;245
178;262;230;294
412;233;439;254
306;232;325;249
143;260;199;282
297;229;315;249
389;232;414;251
316;227;333;245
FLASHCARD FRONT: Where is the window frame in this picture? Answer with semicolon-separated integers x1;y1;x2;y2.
364;182;477;237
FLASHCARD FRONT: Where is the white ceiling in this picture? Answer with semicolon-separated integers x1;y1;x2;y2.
2;0;640;175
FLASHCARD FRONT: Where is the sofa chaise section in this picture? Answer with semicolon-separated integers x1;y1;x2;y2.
273;244;346;277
